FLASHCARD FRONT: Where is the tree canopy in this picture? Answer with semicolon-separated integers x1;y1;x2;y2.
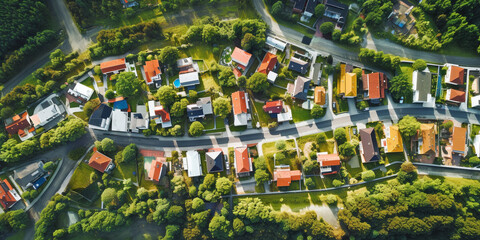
398;115;421;138
213;97;232;118
247;72;269;93
115;72;143;97
389;74;412;101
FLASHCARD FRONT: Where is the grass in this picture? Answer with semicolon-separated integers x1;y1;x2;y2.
111;154;139;182
291;103;312;122
202;115;215;129
181;44;218;67
199;72;221;92
252;101;272;127
385;152;405;163
73;111;88;121
66;162;96;191
70;102;80;108
6;230;27;240
262;140;296;156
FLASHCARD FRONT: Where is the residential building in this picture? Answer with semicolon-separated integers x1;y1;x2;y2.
206;149;224;173
277;105;293;122
177;57;196;74
179;71;200;87
130;105;149;133
312;63;322;85
121;0;138;8
412;70;433;103
143;60;162;86
292;0;307;13
231;47;252;70
362;72;387;103
287;76;311;101
66;83;94;105
273;168;302;187
4;111;34;141
197;97;213;115
148;100;172;128
338;63;357;98
232;91;250;126
267;71;278;83
111;110;129;132
13;161;47;190
113;99;128;111
471;95;480;108
382;125;403;153
418;124;436;155
89;151;115;173
186;97;212;122
0;179;21;210
303;0;320;18
258;52;277;75
234;147;252;177
445;65;465;85
324;0;349;30
148;159;165;182
452;127;466;155
100;58;126;74
263;100;283;117
359;128;381;163
314;86;326;106
185;150;202;178
30;101;62;128
88;104;113;131
288;57;309;74
446;89;466;104
266;37;287;51
473;134;480;157
316;152;341;175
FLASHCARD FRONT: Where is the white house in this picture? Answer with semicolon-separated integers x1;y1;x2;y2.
232;91;250;126
130;105;149;133
148;100;172;128
111;110;129;132
179;71;200;87
184;150;202;177
30;103;62;128
412;70;433;103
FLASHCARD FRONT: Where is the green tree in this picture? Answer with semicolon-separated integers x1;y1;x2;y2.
469;156;480;165
83;99;100;117
169;125;183;136
320;22;335;35
315;4;325;17
189;121;205;137
158;46;179;66
398;115;421;138
171;176;186;195
209;214;232;239
247;72;269;93
316;132;327;144
339;142;355;157
101;138;115;153
412;59;427;71
156;86;177;107
311;104;325;118
170;101;186;117
213;97;232;118
101;188;117;206
305;178;315;189
334;128;347;144
361;170;375;181
216;177;232;195
0;107;13;120
50;49;65;68
271;1;284;16
115;72;142;97
303;160;319;175
389;74;412;101
352;68;363;79
122;143;137;163
191;198;205;212
233;218;245;236
105;89;115;99
237;76;247;88
43;162;55;172
275;140;286;150
166;206;184;225
254;169;270;185
218;67;236;87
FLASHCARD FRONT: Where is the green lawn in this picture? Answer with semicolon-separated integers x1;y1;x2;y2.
73;112;88;121
82;77;94;89
269;86;286;96
66;162;96;191
111;157;138;182
291;104;312;122
252;101;272;127
181;44;219;67
385;152;405;163
262;140;296;156
199;72;221;92
70;102;80;108
202;115;215;129
6;230;27;240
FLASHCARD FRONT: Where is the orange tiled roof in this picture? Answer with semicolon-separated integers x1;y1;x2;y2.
232;91;247;115
107;97;125;103
231;47;252;67
448;89;466;102
144;60;162;83
88;151;113;173
156;109;170;122
148;159;164;181
314;86;326;105
274;169;302;187
386;125;403;153
0;179;19;209
317;153;341;166
452;127;466;153
235;147;251;173
100;58;126;74
449;65;465;85
419;124;436;154
364;72;387;99
5;111;31;135
258;52;277;74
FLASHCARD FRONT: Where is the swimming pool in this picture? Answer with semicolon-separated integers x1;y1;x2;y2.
173;79;181;88
436;74;442;98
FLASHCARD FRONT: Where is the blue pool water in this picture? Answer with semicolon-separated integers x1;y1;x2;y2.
436;74;442;98
173;79;181;88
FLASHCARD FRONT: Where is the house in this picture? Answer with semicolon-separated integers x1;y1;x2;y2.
177;57;197;74
89;151;115;173
258;52;277;75
473;135;480;157
446;89;466;104
288;57;309;75
130;105;149;133
88;104;112;131
206;149;224;173
412;70;433;103
144;60;162;87
314;86;326;106
66;83;94;105
292;0;307;13
111;110;129;132
148;159;165;182
363;72;387;103
4;111;34;141
231;47;252;70
273;168;302;187
185;150;202;178
338;64;357;98
266;37;287;51
263;100;283;117
232;91;250;126
316;152;341;175
471;95;480;108
277;105;293;122
148;100;172;128
267;71;278;83
197;97;213;115
30;101;62;128
359;128;381;163
186;97;213;122
312;63;322;85
445;65;465;85
418;124;436;155
100;58;126;74
234;147;252;177
108;96;125;103
324;0;349;30
13;161;47;190
303;0;320;18
287;76;311;101
121;0;139;8
382;125;403;153
452;127;466;155
0;179;21;210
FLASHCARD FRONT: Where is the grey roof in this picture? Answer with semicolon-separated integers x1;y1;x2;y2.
187;104;204;118
206;151;224;173
288;57;309;74
13;161;46;188
288;76;311;101
88;104;112;127
312;63;321;85
360;128;381;163
305;0;320;14
414;71;432;102
293;0;307;11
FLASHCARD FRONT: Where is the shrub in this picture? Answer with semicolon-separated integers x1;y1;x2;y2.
305;178;315;189
412;59;427;71
322;194;337;205
361;170;375;181
316;132;327;144
470;156;480;165
275;140;286;150
309;151;317;160
332;179;343;187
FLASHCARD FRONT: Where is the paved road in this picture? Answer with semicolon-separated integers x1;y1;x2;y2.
252;0;480;67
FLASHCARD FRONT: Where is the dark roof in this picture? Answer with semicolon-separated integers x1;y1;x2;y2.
305;0;320;14
414;71;432;102
88;104;112;127
206;151;224;173
13;161;46;188
292;0;307;11
360;128;381;163
288;57;309;74
288;76;311;101
324;0;349;26
187;105;204;118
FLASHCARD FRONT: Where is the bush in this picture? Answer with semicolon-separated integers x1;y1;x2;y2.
319;22;335;35
275;140;286;150
334;128;347;144
268;122;278;129
412;59;427;71
305;178;315;189
322;194;337;205
332;179;343;187
469;156;480;165
361;170;375;181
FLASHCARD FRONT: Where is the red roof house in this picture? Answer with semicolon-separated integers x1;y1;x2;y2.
447;89;466;103
258;52;278;74
317;153;341;175
148;158;165;182
4;111;32;136
100;58;127;74
274;169;302;187
263;100;283;114
232;91;249;126
144;60;162;85
0;179;21;210
234;147;252;176
231;47;252;68
362;72;387;100
446;65;465;85
89;151;115;173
